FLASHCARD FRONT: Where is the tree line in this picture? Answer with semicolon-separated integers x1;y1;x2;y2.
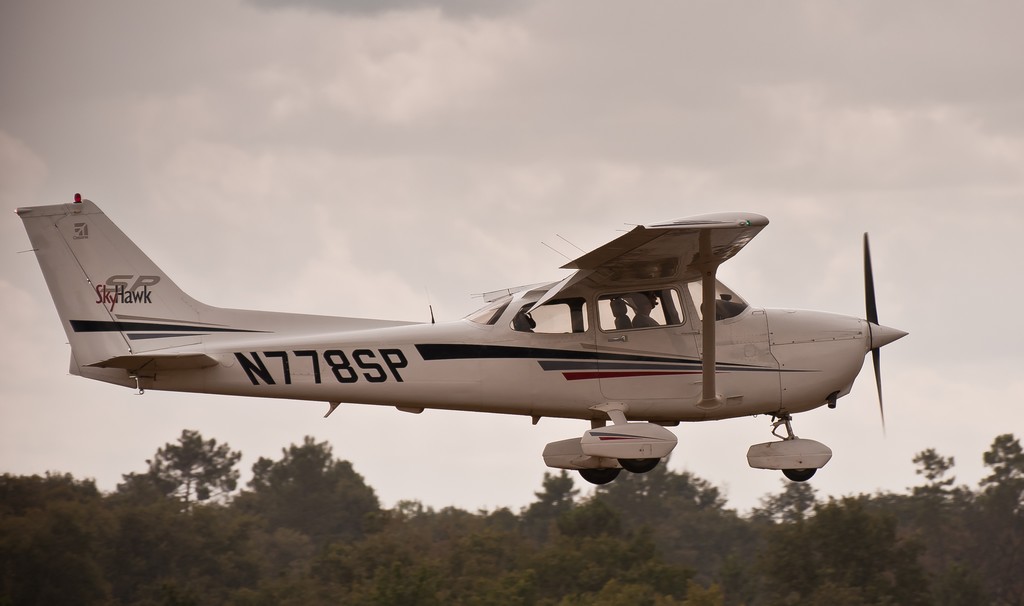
1;430;1021;605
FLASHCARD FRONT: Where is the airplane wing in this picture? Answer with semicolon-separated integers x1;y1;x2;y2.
535;212;769;410
536;212;768;305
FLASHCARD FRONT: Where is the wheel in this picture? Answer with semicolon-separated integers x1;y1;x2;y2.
618;458;660;474
579;468;622;485
782;468;817;482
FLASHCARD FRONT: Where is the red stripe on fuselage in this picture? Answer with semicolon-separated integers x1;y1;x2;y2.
562;370;704;381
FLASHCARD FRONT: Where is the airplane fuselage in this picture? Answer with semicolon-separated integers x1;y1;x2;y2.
81;301;872;424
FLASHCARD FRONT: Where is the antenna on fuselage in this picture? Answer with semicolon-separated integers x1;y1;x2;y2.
556;234;586;253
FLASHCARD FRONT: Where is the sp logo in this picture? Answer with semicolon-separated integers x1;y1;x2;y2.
95;274;161;311
105;275;161;291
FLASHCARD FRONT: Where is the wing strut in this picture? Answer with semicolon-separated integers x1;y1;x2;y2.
698;230;724;409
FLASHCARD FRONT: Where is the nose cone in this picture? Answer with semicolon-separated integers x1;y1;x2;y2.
869;322;908;349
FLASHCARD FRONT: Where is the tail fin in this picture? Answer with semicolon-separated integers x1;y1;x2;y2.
17;199;212;369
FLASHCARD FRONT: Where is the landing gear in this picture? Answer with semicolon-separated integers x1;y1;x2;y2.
772;415;817;482
782;468;816;482
746;413;833;481
771;413;797;441
576;459;658;485
544;403;678;485
579;468;621;485
618;458;660;473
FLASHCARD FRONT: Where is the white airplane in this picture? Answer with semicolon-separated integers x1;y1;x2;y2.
17;195;906;485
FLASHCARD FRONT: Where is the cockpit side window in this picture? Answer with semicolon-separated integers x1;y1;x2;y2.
597;289;684;331
511;298;589;334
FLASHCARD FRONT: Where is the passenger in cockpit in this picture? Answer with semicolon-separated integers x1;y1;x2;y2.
629;292;660;328
611;297;632;330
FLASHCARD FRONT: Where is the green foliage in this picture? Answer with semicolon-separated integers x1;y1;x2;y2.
981;434;1024;486
759;496;930;605
1;432;1022;605
522;470;578;540
968;434;1024;605
913;448;956;489
980;433;1024;514
593;461;758;594
235;436;380;546
751;479;818;524
0;473;112;605
118;429;241;510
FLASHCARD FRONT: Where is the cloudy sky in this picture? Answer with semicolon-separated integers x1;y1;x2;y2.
2;0;1022;513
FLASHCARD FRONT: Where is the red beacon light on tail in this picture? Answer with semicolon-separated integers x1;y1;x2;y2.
73;193;82;204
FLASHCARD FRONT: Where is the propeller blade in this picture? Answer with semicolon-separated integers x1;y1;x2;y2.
864;233;885;432
872;347;885;433
864;233;878;325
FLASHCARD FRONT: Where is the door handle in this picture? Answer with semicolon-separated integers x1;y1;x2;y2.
608;335;628;342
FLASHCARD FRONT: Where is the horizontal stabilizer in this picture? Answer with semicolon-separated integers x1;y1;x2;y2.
87;353;219;372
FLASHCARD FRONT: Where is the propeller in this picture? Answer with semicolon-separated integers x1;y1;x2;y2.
863;233;908;433
864;233;884;431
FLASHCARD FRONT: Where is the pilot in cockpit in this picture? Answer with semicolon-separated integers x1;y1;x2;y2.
715;293;747;321
512;308;536;332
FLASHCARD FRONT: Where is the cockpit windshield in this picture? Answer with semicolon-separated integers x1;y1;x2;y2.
465;295;512;325
686;279;749;321
511;298;589;334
